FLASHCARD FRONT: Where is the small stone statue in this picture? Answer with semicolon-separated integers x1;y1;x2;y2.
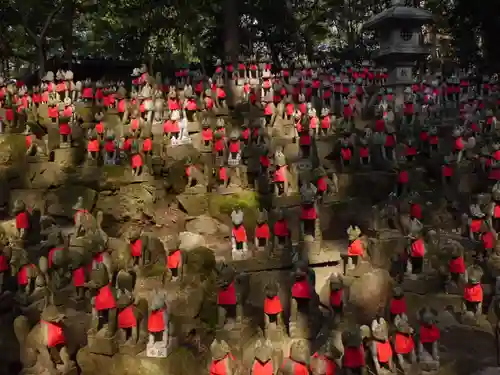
147;290;170;357
445;241;466;293
209;339;235;375
40;304;76;374
462;265;484;319
231;209;248;260
87;264;118;340
24;124;48;158
272;209;291;251
279;340;310;375
342;328;367;374
346;225;366;270
392;314;417;373
417;307;440;372
405;219;425;276
366;317;394;374
272;150;290;197
310;338;342;375
0;238;10;294
12;199;30;239
251;339;278;374
254;209;270;252
216;263;247;329
72;197;91;238
128;228;150;268
313;167;338;201
10;242;35;299
388;286;407;322
263;282;283;337
299;183;319;239
290;261;316;336
164;238;183;282
328;272;346;324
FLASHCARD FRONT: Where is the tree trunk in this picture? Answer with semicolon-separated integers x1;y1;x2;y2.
37;43;46;80
63;1;75;68
224;0;239;105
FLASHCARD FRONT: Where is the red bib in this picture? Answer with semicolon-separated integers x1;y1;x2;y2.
343;346;365;368
348;239;364;256
312;353;336;375
442;165;453;177
341;148;352;161
376;340;393;363
482;231;495;250
94;284;116;311
16;211;29;229
464;284;483;302
118;305;137;328
470;219;482;233
390;297;407;315
42;320;66;348
330;289;343;306
316;176;327;192
232;226;247;243
398;170;409;184
273;166;287;182
274;220;289;236
210;355;233;375
229;141;240;153
410;239;425;257
291;279;311;299
148;309;165;332
264;295;282;315
167;249;181;269
131;154;143;168
449;256;465;274
252;361;274;375
130;239;142;257
394;333;414;354
72;267;85;287
218;281;237;305
0;255;8;272
255;223;270;239
17;264;33;285
410;204;422;219
420;325;440;343
300;206;317;220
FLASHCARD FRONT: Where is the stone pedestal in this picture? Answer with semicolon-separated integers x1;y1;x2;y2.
120;340;147;355
401;273;441;294
265;323;286;343
216;320;255;352
88;333;118;356
289;312;318;340
146;331;170;358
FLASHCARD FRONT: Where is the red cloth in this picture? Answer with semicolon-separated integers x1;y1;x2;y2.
291;279;311;299
131;154;143;168
42;320;66;348
167;250;181;269
464;284;483;302
343;346;365;368
148;309;166;332
15;212;29;229
264;295;282;315
390;297;407;315
274;220;289;236
252;360;274;375
330;289;343;306
72;267;85;287
410;204;422;219
94;284;116;311
449;256;465;274
420;325;440;343
312;353;336;375
48;247;62;268
470;219;482;233
348;239;364;256
300;206;317;220
59;123;71;135
218;281;236;305
273;166;286;182
130;239;142;257
17;264;32;285
118;305;137;328
410;239;425;257
317;176;327;192
377;341;393;363
0;255;8;272
232;226;247;242
341;148;352;161
255;223;270;239
394;333;414;354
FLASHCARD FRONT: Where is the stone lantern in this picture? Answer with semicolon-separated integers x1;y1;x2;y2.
363;0;433;104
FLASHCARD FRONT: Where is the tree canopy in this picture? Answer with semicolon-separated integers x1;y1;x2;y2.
1;0;499;77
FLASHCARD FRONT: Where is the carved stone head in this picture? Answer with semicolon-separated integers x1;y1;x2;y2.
150;289;167;312
128;228;142;242
371;317;389;341
293;261;308;281
210;339;230;361
289;339;309;364
418;307;438;326
329;273;343;291
257;209;268;224
342;327;363;348
231;209;244;226
117;288;135;309
300;183;316;205
347;225;361;241
265;281;278;298
394;314;413;334
89;263;110;289
254;339;273;363
466;265;483;284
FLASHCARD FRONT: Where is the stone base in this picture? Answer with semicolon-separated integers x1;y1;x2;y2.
88;333;118;356
265;324;286;343
344;259;372;278
401;273;441;294
120;340;147;355
67;297;88;312
146;332;169;358
289;315;318;340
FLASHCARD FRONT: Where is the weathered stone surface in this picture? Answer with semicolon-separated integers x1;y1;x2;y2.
14;162;66;189
9;189;46;211
179;231;206;251
165;144;199;161
177;194;209;216
52;147;85;168
348;269;392;324
0;134;28;164
95;183;155;222
46;186;97;219
185;215;219;235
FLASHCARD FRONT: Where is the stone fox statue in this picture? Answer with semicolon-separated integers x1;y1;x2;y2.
14;304;78;375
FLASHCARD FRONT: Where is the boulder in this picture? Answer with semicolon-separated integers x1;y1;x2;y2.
20;162;66;189
0;134;29;164
46;186;97;219
95;183;155;222
185;215;219;235
179;231;206;251
177;194;209;216
348;269;393;324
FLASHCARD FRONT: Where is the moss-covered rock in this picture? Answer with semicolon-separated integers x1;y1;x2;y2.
0;134;28;164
